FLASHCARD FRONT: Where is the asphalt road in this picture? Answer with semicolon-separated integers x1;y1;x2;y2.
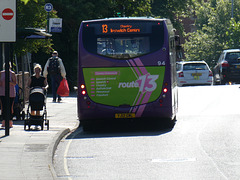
54;85;240;180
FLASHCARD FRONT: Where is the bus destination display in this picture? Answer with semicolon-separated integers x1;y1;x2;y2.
102;24;141;34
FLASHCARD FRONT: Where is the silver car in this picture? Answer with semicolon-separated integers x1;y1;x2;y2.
177;61;213;87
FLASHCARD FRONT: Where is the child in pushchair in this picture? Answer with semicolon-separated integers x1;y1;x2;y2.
24;87;49;130
24;64;49;130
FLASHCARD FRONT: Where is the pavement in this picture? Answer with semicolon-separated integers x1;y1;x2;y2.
0;96;79;180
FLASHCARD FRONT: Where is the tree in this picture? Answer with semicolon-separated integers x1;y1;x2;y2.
20;0;37;4
108;0;151;17
151;0;193;32
16;0;56;56
226;19;240;49
184;0;240;68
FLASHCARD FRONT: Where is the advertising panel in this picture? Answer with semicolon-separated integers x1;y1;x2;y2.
83;66;165;107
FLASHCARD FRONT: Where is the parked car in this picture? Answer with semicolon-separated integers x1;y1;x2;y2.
213;49;240;85
177;61;213;87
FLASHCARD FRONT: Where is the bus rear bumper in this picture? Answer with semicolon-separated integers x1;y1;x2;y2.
79;105;174;122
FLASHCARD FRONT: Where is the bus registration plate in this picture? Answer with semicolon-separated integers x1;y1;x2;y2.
115;113;136;118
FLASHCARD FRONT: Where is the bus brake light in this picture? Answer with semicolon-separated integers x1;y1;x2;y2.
81;84;85;89
163;88;168;93
82;90;86;95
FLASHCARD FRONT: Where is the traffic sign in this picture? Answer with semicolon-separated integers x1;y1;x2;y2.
44;3;53;12
0;0;16;42
49;18;62;33
2;8;14;20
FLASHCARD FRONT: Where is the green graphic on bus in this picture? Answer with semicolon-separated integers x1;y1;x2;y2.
83;67;165;107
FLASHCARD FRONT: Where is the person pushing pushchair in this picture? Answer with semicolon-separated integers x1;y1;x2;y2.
28;64;48;116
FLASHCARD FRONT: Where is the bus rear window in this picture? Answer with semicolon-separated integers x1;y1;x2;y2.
82;21;164;59
97;36;150;59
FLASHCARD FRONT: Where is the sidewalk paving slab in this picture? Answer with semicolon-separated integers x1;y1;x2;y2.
0;97;79;180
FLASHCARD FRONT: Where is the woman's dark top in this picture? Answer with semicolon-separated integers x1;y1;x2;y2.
30;76;46;88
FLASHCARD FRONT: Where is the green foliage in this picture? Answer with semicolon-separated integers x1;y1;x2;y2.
16;0;56;56
151;0;194;33
20;0;38;4
226;19;240;48
184;0;240;68
108;0;152;17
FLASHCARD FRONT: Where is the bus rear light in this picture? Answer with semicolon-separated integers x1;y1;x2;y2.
81;84;85;89
178;72;184;77
86;101;91;105
82;90;86;95
159;99;163;106
163;88;168;93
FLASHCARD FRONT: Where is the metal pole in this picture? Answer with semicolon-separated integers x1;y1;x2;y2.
22;55;25;108
0;43;2;70
232;0;234;18
4;43;10;136
47;12;50;32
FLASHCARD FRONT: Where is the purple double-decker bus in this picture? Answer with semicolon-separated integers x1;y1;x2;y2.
78;17;178;130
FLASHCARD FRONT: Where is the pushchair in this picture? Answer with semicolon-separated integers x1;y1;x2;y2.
24;87;49;130
13;84;25;121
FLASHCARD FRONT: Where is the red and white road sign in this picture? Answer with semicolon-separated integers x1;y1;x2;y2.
2;8;14;20
0;0;16;42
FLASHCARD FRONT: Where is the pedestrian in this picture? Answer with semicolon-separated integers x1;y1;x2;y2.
0;62;16;128
28;64;48;116
43;51;66;102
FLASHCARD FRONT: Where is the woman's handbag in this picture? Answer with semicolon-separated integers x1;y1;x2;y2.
57;78;69;97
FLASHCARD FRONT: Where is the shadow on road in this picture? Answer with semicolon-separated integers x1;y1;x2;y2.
67;119;176;139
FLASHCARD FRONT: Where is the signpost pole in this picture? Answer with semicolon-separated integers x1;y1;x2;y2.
4;43;10;136
0;0;16;136
47;12;50;32
44;3;53;33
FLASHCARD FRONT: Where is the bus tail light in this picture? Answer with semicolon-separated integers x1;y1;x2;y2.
159;83;168;106
87;101;91;108
163;88;168;93
80;84;86;95
81;84;85;89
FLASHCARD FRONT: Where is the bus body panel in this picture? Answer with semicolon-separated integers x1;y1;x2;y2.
78;18;177;123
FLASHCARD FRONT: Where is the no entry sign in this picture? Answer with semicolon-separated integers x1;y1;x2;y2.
0;0;16;42
2;8;14;20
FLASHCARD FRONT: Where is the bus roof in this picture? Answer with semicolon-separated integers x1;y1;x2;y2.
82;17;168;23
